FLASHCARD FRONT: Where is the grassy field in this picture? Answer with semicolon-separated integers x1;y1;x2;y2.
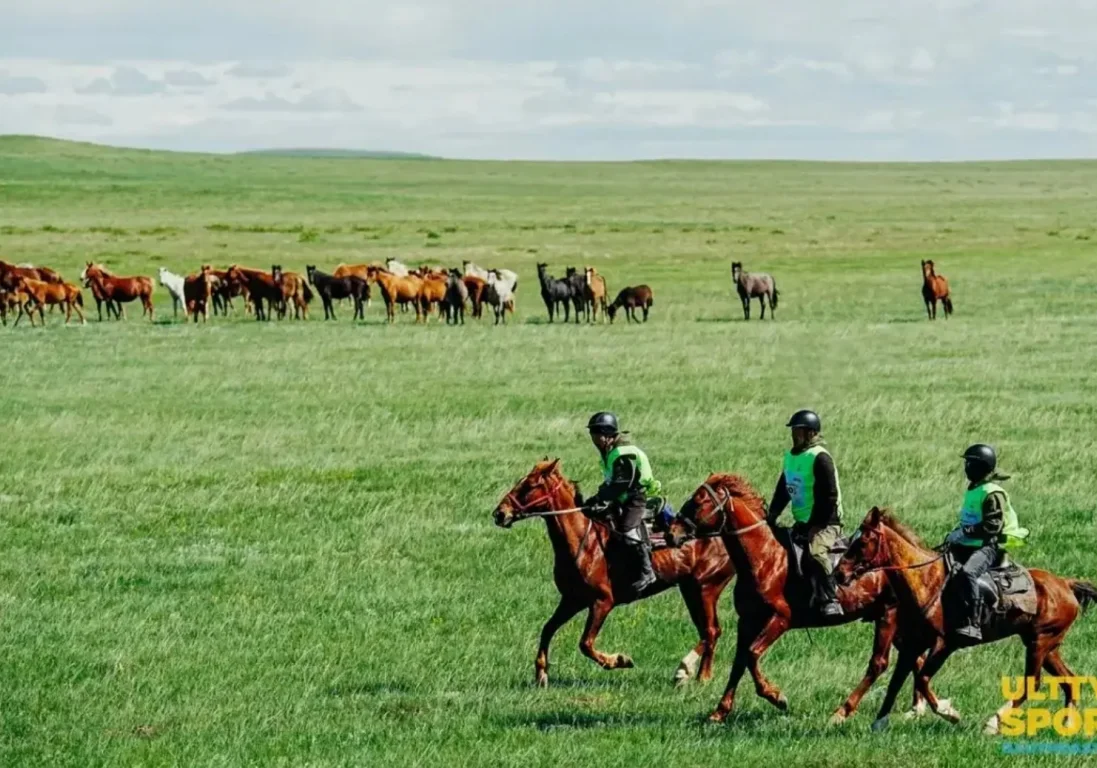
1;136;1096;766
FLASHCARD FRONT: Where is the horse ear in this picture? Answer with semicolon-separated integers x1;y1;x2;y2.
866;506;884;526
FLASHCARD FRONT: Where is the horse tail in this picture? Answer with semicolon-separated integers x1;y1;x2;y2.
771;281;779;308
76;291;84;307
302;281;314;304
942;295;953;314
1071;580;1097;614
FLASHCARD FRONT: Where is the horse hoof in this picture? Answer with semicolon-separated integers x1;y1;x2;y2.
616;654;634;669
828;711;847;727
673;671;691;688
983;715;1000;736
708;711;728;724
535;673;548;689
774;694;789;712
935;700;961;724
903;701;928;720
871;716;889;733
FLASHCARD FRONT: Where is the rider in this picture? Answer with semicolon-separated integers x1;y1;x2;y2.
580;412;660;596
766;409;845;618
943;443;1029;642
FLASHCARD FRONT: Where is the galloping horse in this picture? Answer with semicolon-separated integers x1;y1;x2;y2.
731;262;779;320
82;263;155;321
493;460;734;686
920;260;953;320
7;275;85;326
837;507;1096;733
666;475;930;724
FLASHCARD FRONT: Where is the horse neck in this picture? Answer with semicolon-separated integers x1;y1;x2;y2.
718;492;780;578
881;525;947;609
538;478;589;560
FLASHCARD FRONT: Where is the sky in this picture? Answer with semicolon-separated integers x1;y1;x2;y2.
2;0;1096;160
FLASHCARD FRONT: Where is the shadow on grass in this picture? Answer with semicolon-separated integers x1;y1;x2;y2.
495;710;675;731
326;680;415;697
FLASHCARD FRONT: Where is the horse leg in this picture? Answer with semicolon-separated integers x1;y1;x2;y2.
578;598;632;670
831;615;899;725
642;306;649;322
676;580;722;686
741;613;790;711
535;597;586;687
760;295;766;320
870;641;927;732
710;616;765;722
984;633;1055;735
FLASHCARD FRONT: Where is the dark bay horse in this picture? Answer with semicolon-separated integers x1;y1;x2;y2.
224;265;283;321
837;507;1096;734
731;261;778;320
607;285;653;323
920;260;953;320
537;263;575;323
306;265;368;321
565;267;588;324
666;475;930;724
493;459;735;687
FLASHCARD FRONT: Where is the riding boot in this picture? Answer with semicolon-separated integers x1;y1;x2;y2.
954;593;983;643
625;538;656;597
816;570;844;618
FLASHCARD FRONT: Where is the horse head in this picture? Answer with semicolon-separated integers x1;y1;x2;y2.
306;265;317;283
665;473;766;547
921;260;936;278
731;262;743;282
492;458;575;528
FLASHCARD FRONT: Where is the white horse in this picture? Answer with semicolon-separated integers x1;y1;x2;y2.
385;259;410;277
463;261;490;281
157;267;187;318
484;269;517;325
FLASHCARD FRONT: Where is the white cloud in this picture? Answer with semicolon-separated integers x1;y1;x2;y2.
909;48;935;72
0;72;47;94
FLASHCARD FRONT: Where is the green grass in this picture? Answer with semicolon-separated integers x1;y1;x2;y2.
1;136;1096;766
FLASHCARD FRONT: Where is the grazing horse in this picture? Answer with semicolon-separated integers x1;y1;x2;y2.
306;265;369;321
444;269;469;325
462;275;486;319
920;260;953;320
183;265;215;322
224;265;283;321
8;275;85;326
367;266;424;323
666;476;931;724
731;261;779;320
537;263;574;323
607;285;653;323
157;267;187;319
584;267;608;323
82;263;155;322
493;459;735;687
837;507;1096;734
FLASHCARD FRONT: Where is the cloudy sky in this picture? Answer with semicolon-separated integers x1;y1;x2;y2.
2;0;1096;160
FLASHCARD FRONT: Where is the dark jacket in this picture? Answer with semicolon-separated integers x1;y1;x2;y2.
592;436;647;530
768;438;841;529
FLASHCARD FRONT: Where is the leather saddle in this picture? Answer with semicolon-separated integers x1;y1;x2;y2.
779;527;850;579
945;550;1037;623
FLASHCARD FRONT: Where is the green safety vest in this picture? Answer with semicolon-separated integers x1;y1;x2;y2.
600;444;662;502
959;482;1029;549
782;445;844;524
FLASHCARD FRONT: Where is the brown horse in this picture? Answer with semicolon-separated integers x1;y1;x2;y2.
493;459;734;687
208;268;249;316
184;265;215;322
224;265;283;321
920;260;953;320
271;265;313;320
584;267;608;323
82;263;155;321
0;260;64;284
9;276;85;326
665;475;930;724
607;285;653;324
417;271;448;320
836;507;1096;733
462;275;486;319
731;261;779;320
366;266;424;323
0;286;30;326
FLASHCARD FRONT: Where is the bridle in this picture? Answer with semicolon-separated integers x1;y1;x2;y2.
678;482;769;539
502;474;582;523
848;524;945;576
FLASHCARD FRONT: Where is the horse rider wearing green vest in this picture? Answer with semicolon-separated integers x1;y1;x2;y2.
943;443;1029;642
766;409;845;618
580;412;659;596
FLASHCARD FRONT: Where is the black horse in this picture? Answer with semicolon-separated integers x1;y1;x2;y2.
564;267;590;323
306;265;370;321
537;263;575;323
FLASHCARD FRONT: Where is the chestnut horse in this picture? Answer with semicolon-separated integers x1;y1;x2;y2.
462;275;486;319
8;275;85;326
367;266;424;323
920;260;953;320
837;507;1097;734
0;260;63;285
271;265;313;320
493;459;734;687
584;267;608;323
0;286;30;326
82;263;155;321
224;265;283;321
666;475;930;724
607;285;653;324
183;265;215;322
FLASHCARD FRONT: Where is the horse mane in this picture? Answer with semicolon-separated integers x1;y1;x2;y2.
708;473;766;516
535;459;583;505
875;508;926;548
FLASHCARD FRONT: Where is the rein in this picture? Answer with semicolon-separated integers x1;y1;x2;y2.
696;482;768;537
504;475;583;523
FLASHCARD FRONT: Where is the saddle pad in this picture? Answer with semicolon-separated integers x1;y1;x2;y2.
995;565;1037;616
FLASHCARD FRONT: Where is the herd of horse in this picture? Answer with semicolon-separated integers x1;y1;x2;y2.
494;460;1093;734
0;257;955;327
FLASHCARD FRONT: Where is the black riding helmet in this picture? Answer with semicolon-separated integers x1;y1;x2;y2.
962;443;997;473
587;411;620;436
786;409;821;432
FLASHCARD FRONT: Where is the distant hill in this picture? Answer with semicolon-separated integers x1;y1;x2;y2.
238;148;438;160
